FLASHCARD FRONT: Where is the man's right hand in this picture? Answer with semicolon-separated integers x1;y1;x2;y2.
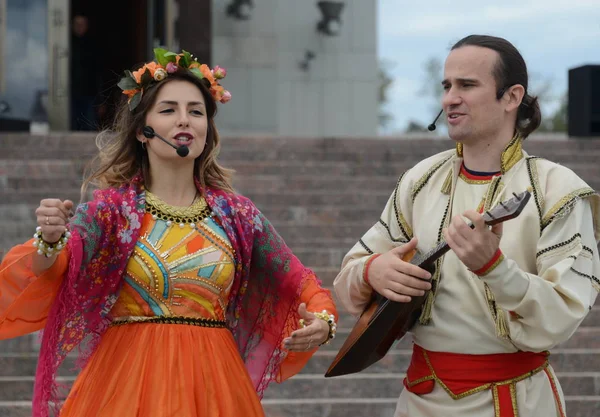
368;238;432;303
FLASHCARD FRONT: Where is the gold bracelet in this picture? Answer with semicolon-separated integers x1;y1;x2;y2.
299;309;337;346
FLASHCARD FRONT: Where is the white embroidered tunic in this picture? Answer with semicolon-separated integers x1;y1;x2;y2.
334;138;600;417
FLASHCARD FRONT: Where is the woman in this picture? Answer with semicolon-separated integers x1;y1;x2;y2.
0;49;337;417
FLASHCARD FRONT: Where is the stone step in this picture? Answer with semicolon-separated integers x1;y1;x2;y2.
0;158;409;178
263;397;600;417
1;398;599;417
9;228;597;270
2;133;600;155
1;303;597;356
0;337;34;354
331;304;600;329
2;148;600;174
322;327;600;353
1;371;599;402
0;189;393;208
0;204;383;230
0;160;86;179
1;302;598;355
5;171;600;200
0;354;77;377
3;157;600;181
0;175;402;195
3;348;600;379
263;372;600;399
0;402;32;417
299;349;600;374
0;221;376;247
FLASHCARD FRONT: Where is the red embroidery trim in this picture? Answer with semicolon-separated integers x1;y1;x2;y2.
363;254;381;285
472;248;503;276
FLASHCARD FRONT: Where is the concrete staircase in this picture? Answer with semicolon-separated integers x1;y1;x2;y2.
1;133;600;417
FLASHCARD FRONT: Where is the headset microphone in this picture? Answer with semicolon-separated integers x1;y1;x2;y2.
142;126;190;157
427;109;444;132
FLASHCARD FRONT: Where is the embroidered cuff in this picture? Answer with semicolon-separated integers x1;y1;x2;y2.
363;254;381;286
471;249;505;276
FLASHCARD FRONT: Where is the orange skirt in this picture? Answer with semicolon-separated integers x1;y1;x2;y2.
60;322;265;417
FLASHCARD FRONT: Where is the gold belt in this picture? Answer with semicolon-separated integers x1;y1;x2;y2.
110;315;228;328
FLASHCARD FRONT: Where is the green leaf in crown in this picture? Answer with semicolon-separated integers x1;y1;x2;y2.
190;67;203;79
140;69;153;88
129;91;142;111
154;48;170;66
179;50;193;68
117;72;139;90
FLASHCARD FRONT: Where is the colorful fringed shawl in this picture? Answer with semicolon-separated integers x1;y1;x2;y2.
33;177;313;416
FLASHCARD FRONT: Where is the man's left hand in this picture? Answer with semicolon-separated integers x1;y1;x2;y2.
443;209;503;271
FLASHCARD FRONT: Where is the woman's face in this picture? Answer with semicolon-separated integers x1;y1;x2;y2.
138;79;208;162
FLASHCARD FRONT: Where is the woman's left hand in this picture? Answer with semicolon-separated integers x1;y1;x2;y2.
283;303;329;352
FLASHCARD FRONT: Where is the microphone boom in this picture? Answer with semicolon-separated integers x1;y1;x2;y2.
142;126;190;158
428;109;444;131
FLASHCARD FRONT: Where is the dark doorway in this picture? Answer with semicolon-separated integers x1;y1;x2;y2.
70;0;148;130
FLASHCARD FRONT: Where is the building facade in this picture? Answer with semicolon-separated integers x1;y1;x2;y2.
0;0;377;137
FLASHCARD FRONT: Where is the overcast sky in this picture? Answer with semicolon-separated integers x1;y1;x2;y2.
377;0;600;135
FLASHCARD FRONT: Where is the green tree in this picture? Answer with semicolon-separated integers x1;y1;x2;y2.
378;60;395;129
538;92;567;133
405;120;429;133
527;73;567;133
412;56;444;132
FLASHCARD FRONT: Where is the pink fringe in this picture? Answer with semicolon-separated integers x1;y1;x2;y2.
32;233;84;417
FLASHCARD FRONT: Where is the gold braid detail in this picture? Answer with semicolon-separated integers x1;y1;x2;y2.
509;383;519;417
455;133;523;174
478;177;510;339
145;191;212;224
500;135;524;173
541;188;596;231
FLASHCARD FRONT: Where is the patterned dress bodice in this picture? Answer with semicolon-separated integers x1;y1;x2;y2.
109;192;236;322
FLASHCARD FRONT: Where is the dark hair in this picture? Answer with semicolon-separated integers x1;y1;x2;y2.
451;35;541;138
82;70;234;198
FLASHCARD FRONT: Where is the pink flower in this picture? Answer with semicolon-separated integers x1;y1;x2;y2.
166;62;178;73
212;65;227;79
220;90;232;103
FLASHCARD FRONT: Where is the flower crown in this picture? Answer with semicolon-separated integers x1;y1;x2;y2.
117;48;231;111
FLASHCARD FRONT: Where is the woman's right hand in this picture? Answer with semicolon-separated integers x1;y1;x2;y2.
35;199;74;243
367;238;433;303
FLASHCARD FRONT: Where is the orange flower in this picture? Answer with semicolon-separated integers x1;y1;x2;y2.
132;62;159;83
200;64;216;85
122;89;138;98
211;84;224;101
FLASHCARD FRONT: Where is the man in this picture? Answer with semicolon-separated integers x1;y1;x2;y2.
333;35;600;417
70;14;102;131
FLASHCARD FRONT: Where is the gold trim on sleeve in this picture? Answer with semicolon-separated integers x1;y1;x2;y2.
541;188;596;231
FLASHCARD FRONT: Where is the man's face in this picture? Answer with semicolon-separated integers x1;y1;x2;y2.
73;16;88;37
442;45;507;144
